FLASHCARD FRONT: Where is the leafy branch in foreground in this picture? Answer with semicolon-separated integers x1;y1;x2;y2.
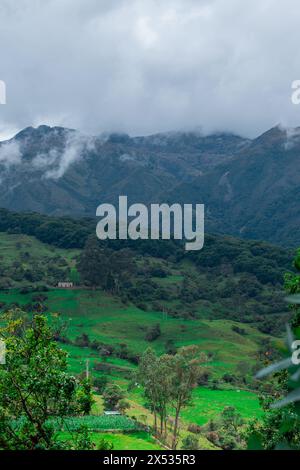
255;321;300;409
247;252;300;450
0;311;96;450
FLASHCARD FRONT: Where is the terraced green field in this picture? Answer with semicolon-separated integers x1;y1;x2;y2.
0;288;269;371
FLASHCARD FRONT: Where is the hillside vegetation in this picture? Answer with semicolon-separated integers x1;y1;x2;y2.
0;209;294;450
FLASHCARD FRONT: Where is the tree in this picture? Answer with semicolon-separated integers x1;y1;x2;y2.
145;323;161;342
285;248;300;328
78;236;135;292
102;384;125;411
78;236;109;288
76;378;94;415
181;434;201;450
167;346;207;449
94;376;108;394
202;406;245;450
118;399;130;414
0;313;94;449
247;249;300;450
137;348;171;436
137;346;206;447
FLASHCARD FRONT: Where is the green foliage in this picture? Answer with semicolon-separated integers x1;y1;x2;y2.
181;434;201;450
0;209;293;334
103;384;125;411
247;405;300;450
50;414;140;432
93;376;108;394
75;378;94;415
145;323;161;342
137;346;207;449
203;406;245;450
78;236;135;291
0;313;94;450
247;249;300;450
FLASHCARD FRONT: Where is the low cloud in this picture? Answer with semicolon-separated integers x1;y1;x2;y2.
43;133;95;180
0;141;22;168
281;125;300;150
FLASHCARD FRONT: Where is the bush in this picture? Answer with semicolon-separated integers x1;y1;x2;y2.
93;376;108;394
187;423;202;434
181;434;201;450
145;323;161;342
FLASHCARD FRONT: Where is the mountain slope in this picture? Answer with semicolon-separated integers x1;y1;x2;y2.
0;125;245;215
167;126;300;246
1;124;300;245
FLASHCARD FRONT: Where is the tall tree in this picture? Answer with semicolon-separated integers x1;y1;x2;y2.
137;346;206;446
137;348;165;434
167;346;207;449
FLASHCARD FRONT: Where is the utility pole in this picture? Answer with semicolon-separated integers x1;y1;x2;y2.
86;359;90;380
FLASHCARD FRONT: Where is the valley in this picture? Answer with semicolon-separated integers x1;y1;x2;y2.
0;209;292;449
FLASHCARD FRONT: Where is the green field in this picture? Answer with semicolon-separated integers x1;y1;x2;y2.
0;284;267;385
58;431;161;450
0;287;269;375
181;388;263;425
0;232;79;266
0;231;274;450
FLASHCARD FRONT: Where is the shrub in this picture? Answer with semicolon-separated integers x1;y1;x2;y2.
187;423;202;434
145;323;161;342
181;434;201;450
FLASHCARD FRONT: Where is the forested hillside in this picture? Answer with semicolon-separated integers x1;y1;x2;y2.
0;208;294;336
1;124;300;246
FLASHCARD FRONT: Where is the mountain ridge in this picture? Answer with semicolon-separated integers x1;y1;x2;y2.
0;124;300;246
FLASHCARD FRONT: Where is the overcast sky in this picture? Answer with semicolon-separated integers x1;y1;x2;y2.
0;0;300;140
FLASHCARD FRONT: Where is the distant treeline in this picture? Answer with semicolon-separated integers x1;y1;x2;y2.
0;207;293;286
0;208;94;249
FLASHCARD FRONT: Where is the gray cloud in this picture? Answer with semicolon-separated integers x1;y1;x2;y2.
1;0;300;139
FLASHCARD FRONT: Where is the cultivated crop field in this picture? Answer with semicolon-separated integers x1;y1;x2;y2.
51;415;141;432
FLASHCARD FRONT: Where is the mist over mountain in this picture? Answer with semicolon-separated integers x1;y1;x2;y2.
0;124;299;246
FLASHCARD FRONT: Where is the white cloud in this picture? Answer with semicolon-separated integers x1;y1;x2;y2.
0;141;21;168
32;149;60;169
43;133;95;179
0;0;300;138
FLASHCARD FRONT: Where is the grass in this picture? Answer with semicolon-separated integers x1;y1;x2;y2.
127;385;262;427
181;388;263;426
0;232;79;268
0;286;270;381
58;431;161;450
